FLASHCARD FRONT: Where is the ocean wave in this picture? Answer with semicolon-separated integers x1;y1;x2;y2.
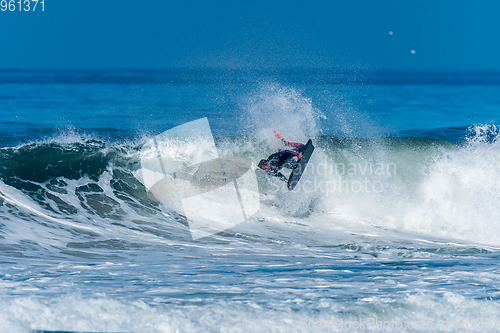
0;125;498;251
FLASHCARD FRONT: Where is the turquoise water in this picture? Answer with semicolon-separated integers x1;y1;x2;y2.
1;70;500;332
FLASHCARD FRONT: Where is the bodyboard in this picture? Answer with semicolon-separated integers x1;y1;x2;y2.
287;139;314;190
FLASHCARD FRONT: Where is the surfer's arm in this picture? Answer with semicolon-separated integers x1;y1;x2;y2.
274;172;288;182
274;130;303;148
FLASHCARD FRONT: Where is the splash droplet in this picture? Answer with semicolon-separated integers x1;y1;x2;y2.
389;31;394;35
411;49;416;54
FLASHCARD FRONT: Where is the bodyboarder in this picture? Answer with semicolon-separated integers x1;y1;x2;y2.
257;131;306;182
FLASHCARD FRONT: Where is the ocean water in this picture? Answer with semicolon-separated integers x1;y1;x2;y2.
1;70;500;332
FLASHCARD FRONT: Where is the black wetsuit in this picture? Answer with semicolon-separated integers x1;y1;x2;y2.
265;144;306;182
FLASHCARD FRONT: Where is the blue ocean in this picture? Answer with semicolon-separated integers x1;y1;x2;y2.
1;70;500;332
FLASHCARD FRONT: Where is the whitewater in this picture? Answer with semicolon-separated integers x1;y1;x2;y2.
1;70;500;332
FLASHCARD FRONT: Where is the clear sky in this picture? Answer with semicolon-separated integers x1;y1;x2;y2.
1;0;499;71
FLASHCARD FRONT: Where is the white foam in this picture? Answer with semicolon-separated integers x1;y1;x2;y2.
2;291;500;333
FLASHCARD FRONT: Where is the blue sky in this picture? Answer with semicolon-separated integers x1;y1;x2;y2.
1;0;499;70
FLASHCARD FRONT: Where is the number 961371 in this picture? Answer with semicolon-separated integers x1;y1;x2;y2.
1;0;44;11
